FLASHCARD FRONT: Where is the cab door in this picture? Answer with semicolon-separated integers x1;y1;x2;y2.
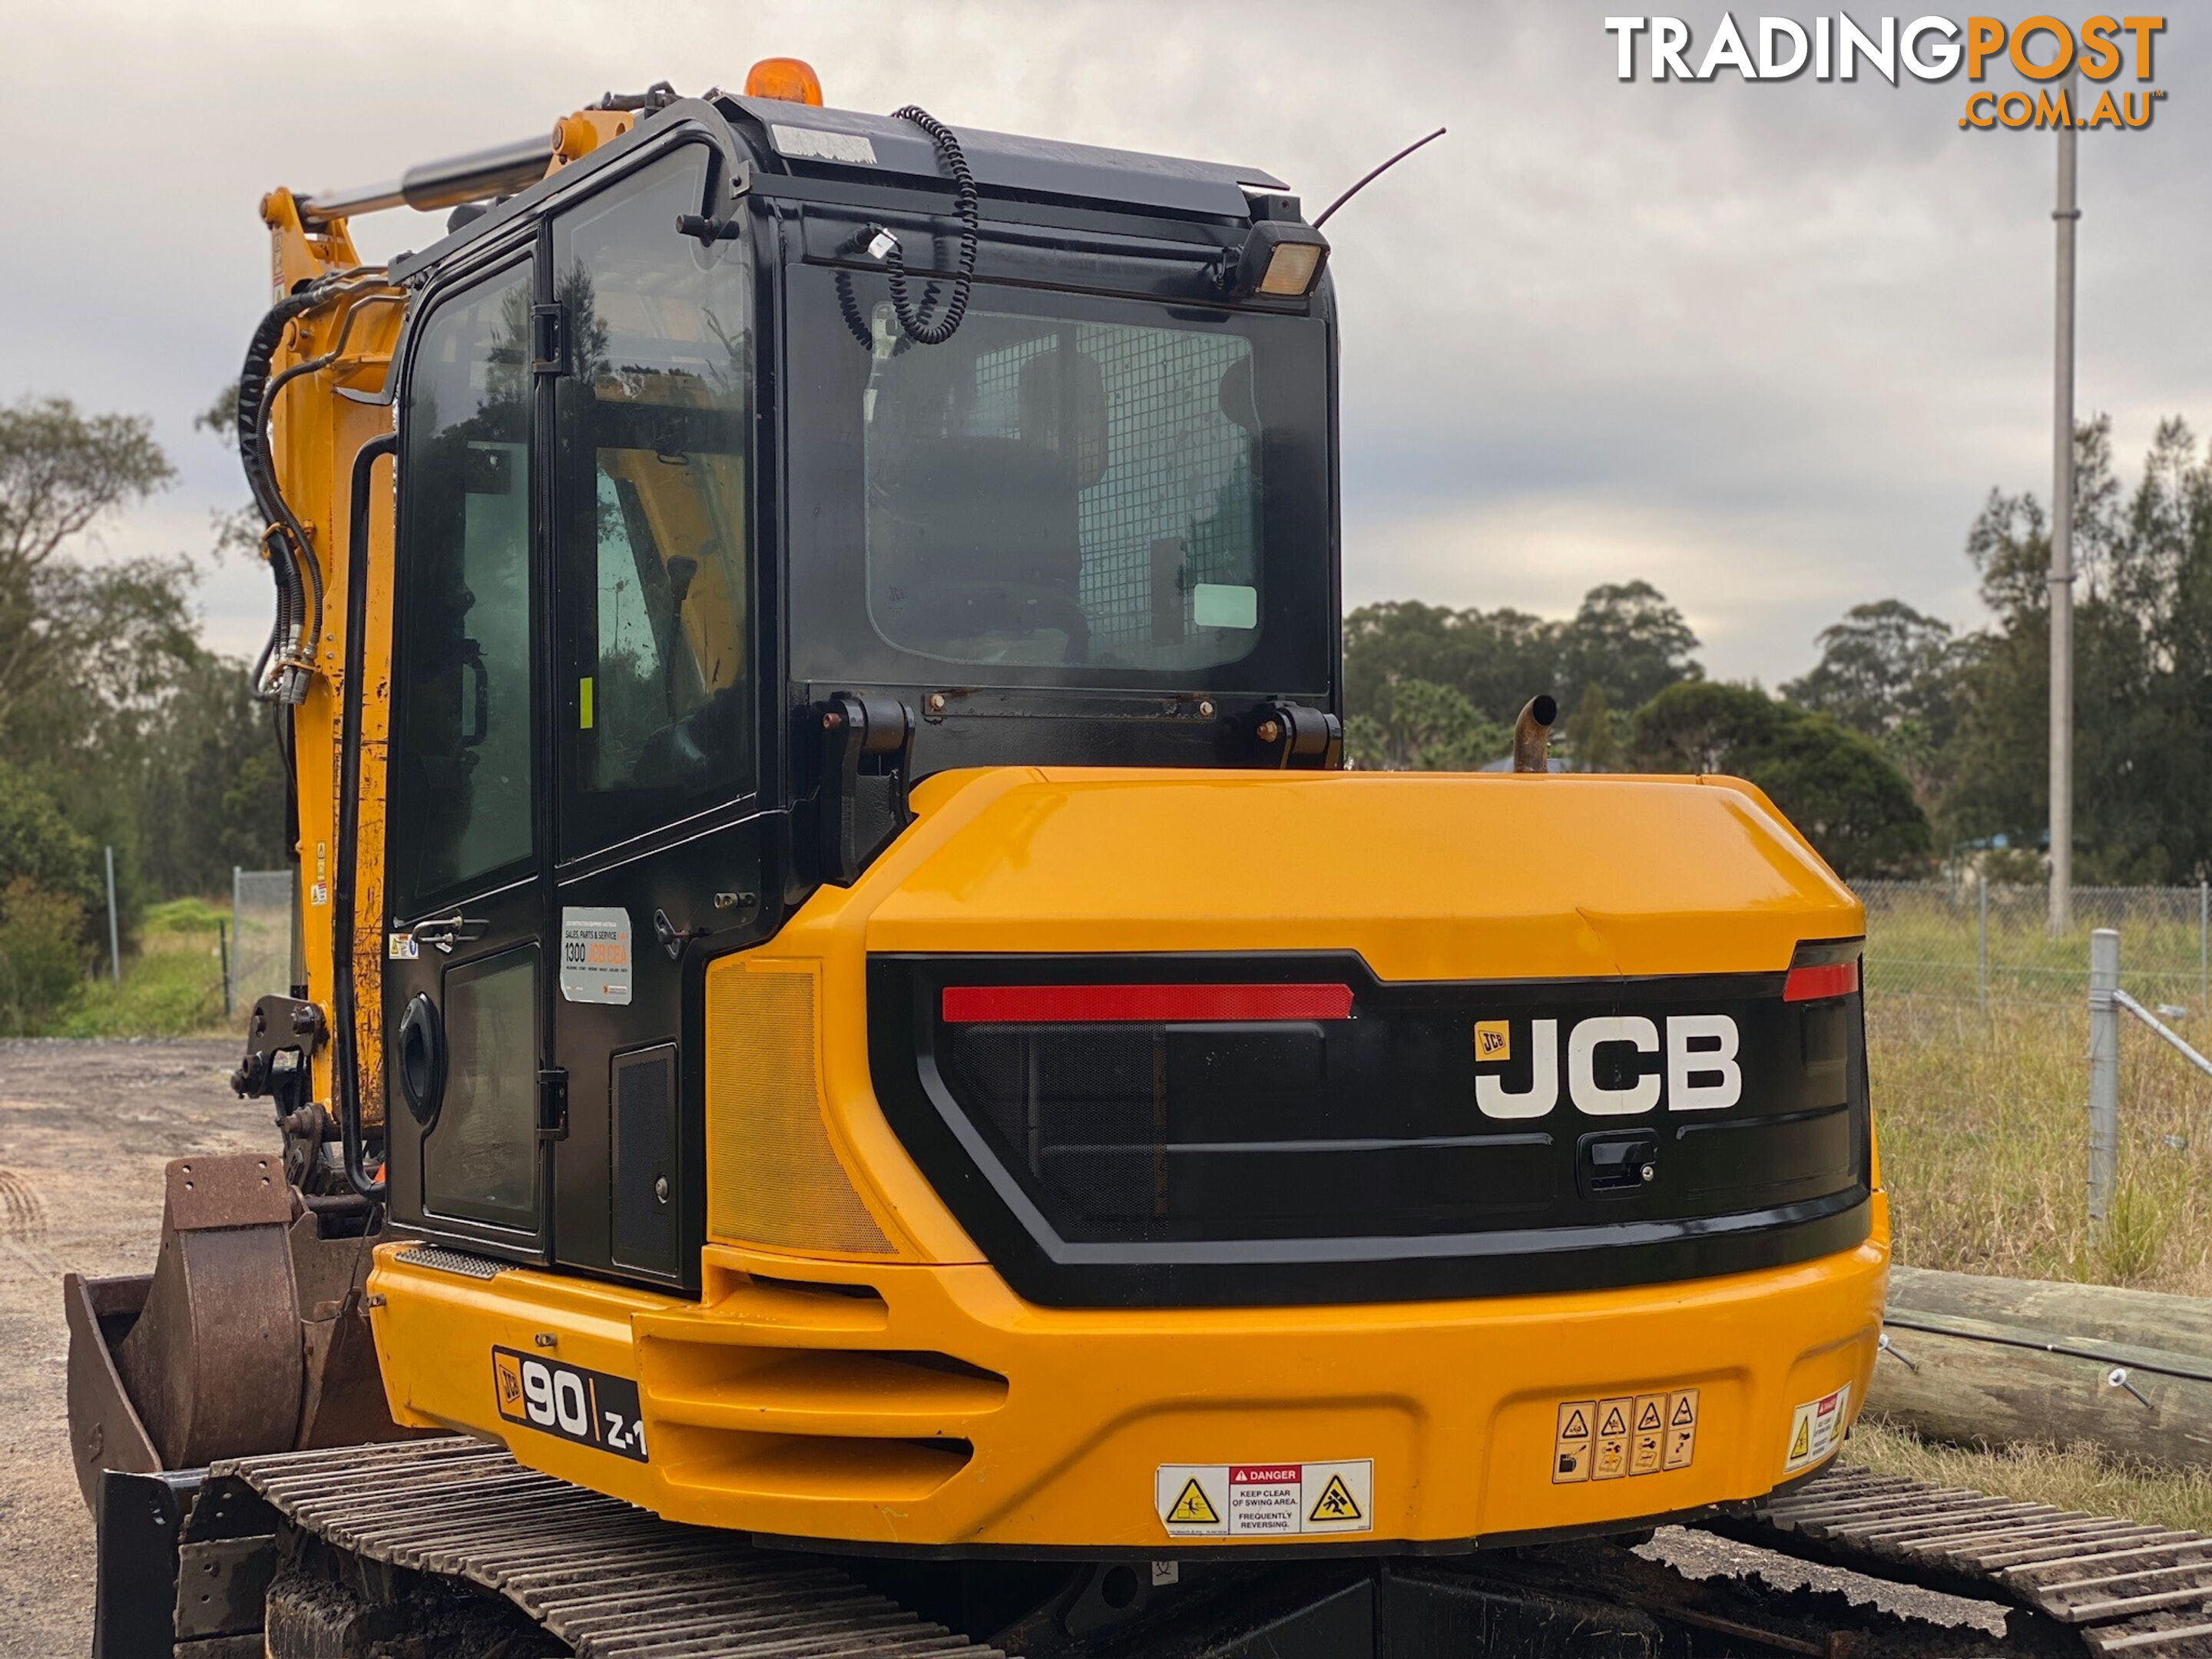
542;145;764;1290
382;257;554;1262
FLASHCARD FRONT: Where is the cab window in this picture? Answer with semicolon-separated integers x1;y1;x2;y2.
551;147;753;859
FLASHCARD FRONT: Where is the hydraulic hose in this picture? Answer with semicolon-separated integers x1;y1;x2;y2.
234;274;396;701
334;431;399;1201
867;106;979;346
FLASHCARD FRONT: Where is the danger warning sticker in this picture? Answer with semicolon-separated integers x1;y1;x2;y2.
1553;1389;1698;1483
1784;1382;1850;1474
1155;1461;1373;1537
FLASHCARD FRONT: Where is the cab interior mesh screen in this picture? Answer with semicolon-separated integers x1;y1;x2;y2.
706;965;893;1254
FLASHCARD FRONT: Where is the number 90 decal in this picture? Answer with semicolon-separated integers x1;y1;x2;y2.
492;1346;649;1462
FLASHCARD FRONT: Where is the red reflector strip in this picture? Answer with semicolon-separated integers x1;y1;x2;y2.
1783;960;1859;1002
942;983;1354;1024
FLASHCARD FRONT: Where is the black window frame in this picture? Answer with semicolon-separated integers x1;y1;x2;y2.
386;252;542;923
545;140;763;866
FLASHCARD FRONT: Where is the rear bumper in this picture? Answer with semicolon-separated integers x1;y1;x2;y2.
368;1197;1887;1551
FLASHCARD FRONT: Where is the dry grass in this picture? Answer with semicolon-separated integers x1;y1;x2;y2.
1846;1419;2212;1535
1869;998;2212;1292
1858;994;2212;1515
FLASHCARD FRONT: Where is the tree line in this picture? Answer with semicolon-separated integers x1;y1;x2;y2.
0;392;284;1029
1;388;2205;1027
1346;415;2212;888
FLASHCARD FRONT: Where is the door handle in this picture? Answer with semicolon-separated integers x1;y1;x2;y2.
396;993;447;1128
537;1068;569;1143
455;641;489;747
412;913;489;954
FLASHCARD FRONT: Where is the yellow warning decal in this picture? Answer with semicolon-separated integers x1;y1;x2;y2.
1474;1020;1512;1062
1156;1462;1373;1536
1552;1388;1697;1482
1783;1382;1850;1475
1309;1473;1363;1525
1167;1478;1220;1526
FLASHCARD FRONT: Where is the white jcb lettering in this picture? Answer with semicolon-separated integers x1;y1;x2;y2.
1479;1014;1743;1119
1666;1013;1742;1111
1568;1017;1661;1115
1475;1018;1558;1119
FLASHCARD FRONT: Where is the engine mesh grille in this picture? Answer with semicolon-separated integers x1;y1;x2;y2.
705;962;894;1256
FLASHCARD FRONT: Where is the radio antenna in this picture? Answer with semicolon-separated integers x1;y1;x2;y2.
1313;127;1448;229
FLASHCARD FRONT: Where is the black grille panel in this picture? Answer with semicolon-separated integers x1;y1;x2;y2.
868;952;1873;1307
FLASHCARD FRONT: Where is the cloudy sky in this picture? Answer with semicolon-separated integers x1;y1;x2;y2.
2;2;2202;684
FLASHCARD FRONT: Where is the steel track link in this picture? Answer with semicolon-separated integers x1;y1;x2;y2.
216;1436;1011;1658
1716;1462;2212;1654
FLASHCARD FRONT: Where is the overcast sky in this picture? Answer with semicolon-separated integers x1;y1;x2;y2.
2;2;2202;685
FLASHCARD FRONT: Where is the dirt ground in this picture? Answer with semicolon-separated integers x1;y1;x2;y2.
0;1039;2007;1656
0;1038;266;1658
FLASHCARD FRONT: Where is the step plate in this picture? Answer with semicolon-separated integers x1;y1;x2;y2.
216;1436;1008;1657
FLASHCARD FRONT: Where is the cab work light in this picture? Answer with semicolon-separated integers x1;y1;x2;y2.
1225;220;1330;299
942;982;1353;1023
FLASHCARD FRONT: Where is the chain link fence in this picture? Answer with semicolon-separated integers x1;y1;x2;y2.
230;867;296;1014
1861;881;2212;1015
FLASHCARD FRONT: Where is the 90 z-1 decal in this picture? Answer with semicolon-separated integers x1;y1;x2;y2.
492;1346;648;1462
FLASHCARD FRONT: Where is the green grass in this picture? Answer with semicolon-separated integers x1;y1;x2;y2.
58;902;235;1038
1869;997;2212;1291
1859;985;2212;1504
1860;882;2212;1014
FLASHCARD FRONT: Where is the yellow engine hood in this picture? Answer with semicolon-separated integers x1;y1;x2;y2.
846;767;1859;982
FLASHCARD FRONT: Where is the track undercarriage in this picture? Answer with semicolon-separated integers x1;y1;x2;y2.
89;1435;2212;1658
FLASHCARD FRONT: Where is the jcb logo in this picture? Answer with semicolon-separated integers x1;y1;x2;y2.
1475;1015;1740;1121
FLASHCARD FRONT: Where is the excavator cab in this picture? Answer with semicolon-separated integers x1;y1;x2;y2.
367;95;1339;1292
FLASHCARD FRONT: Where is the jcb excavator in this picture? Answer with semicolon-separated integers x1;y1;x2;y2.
67;60;1889;1658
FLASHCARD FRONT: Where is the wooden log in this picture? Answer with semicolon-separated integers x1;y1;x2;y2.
1866;1264;2212;1469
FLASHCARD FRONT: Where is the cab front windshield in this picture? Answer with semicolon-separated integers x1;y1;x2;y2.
786;271;1329;691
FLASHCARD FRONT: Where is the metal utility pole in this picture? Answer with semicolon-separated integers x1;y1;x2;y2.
2048;69;2080;937
2087;926;2118;1244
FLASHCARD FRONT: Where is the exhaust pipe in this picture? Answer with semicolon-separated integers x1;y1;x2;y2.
297;133;556;224
1512;694;1557;773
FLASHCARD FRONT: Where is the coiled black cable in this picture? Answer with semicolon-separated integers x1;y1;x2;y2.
870;105;979;346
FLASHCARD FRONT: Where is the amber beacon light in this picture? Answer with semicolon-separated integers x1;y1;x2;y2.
745;57;824;104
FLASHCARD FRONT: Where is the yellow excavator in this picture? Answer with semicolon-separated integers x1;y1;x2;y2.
67;59;1889;1658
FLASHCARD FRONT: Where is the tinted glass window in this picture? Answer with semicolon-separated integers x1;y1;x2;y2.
390;267;535;909
786;270;1331;697
553;147;753;858
860;306;1260;670
422;945;538;1227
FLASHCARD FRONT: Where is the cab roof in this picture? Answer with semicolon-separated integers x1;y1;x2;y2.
719;95;1287;220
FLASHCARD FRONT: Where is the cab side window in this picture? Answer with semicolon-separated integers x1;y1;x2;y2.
552;148;753;859
389;267;536;909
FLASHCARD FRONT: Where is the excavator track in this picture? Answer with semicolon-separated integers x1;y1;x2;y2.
1710;1462;2212;1655
216;1436;1007;1657
204;1437;2212;1656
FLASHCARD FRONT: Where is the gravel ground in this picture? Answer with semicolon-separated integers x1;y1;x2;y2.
0;1038;265;1659
0;1038;2013;1654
